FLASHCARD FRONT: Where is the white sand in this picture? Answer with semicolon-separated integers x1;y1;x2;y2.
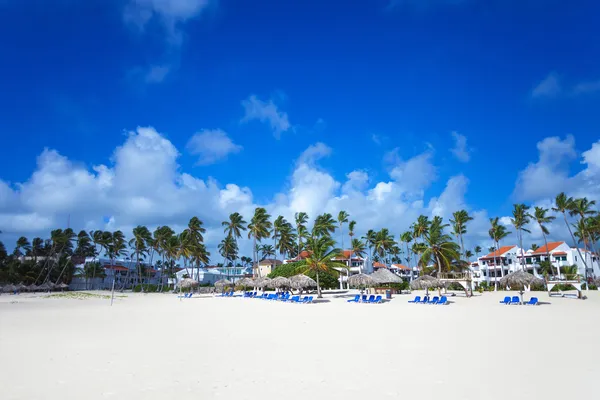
1;290;599;400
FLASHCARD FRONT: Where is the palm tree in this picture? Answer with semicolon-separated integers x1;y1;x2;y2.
13;236;31;257
450;210;473;260
464;250;473;261
129;226;151;288
489;218;511;290
248;207;272;277
363;229;377;260
296;236;346;298
218;235;238;279
419;216;459;275
276;222;296;260
313;213;336;238
400;231;413;267
511;204;531;272
374;228;395;262
222;212;247;242
474;245;482;260
337;211;349;249
259;244;275;260
570;197;597;282
529;206;557;276
272;215;286;261
295;212;309;257
553;192;589;280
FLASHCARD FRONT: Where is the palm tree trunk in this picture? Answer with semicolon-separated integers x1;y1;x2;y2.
494;240;499;291
540;229;554;277
316;270;322;298
563;213;590;282
518;229;526;272
254;235;261;278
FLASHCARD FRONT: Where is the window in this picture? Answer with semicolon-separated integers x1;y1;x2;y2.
508;259;512;265
525;258;532;265
575;256;578;262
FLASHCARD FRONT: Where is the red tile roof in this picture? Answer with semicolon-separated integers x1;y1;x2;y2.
483;246;516;259
373;262;387;268
104;265;128;272
552;252;567;256
391;264;411;270
532;242;564;255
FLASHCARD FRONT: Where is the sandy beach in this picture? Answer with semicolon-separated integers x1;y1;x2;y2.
1;290;599;400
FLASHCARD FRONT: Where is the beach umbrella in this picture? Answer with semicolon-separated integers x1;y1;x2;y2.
214;279;234;288
179;278;199;289
499;270;544;303
38;282;53;292
58;283;69;290
370;269;403;284
27;284;39;292
289;274;317;289
237;277;255;288
254;277;272;288
410;275;444;295
268;276;291;289
2;284;16;293
16;283;28;292
347;273;376;288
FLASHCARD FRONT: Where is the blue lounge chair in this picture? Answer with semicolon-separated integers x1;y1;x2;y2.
348;295;361;303
408;296;421;303
436;296;448;305
428;296;439;304
361;295;368;303
366;295;375;303
499;296;511;304
371;295;383;304
289;295;301;303
525;297;539;306
510;296;520;305
419;296;429;304
302;296;314;304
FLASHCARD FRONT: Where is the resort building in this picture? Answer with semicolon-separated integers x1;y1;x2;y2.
253;259;283;278
70;257;163;290
472;241;599;285
390;264;419;282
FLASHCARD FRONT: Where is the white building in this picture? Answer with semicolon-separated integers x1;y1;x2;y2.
390;264;420;282
472;241;599;286
172;265;253;286
70;257;163;290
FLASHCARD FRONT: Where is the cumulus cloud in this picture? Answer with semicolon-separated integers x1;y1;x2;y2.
388;149;437;195
144;65;171;83
186;129;242;165
572;79;600;95
450;131;470;162
241;95;291;138
531;72;561;98
0;128;496;257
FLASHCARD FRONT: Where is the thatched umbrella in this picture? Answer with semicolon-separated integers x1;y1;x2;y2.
410;275;444;295
268;276;291;289
214;279;234;288
16;283;28;292
27;284;39;292
499;270;545;303
178;278;199;289
289;274;317;290
2;284;16;293
237;277;255;289
38;282;53;292
371;269;403;284
348;273;376;289
254;277;272;288
58;283;69;291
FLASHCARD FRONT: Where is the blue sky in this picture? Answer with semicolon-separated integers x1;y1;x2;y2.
1;0;600;251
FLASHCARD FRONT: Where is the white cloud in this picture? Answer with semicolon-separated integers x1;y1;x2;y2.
572;79;600;95
186;129;242;165
124;0;211;45
342;170;369;194
241;95;291;138
144;65;171;83
297;142;331;166
450;131;470;162
513;135;577;201
388;149;437;195
531;72;561;98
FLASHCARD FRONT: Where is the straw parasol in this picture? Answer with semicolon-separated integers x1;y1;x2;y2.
268;276;291;289
370;269;403;284
347;273;376;288
289;274;317;289
236;277;255;289
16;283;28;292
410;275;444;295
58;283;69;290
499;270;544;288
179;278;199;289
2;284;16;293
38;282;53;292
27;284;39;292
214;279;234;288
254;277;272;288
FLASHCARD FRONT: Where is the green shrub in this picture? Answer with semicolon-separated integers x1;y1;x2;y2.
588;284;598;290
133;284;160;292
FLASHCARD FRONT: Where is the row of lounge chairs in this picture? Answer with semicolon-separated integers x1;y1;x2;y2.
245;291;314;303
500;296;539;305
407;295;448;305
347;294;383;304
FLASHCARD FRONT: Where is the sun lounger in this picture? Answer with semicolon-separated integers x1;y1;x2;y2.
361;295;368;303
408;296;421;303
436;296;448;305
428;296;439;304
371;295;383;304
348;295;361;303
510;296;520;305
289;295;301;303
302;296;313;304
499;296;511;304
366;295;375;303
419;296;429;304
525;297;539;306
